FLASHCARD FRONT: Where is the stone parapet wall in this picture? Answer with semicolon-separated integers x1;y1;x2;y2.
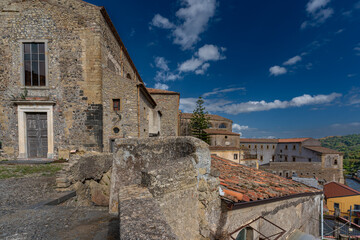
110;137;221;239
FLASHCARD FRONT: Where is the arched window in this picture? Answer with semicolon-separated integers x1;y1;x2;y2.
219;123;226;128
126;73;132;79
334;160;338;165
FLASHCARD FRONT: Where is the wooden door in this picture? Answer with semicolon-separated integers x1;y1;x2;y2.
26;113;48;158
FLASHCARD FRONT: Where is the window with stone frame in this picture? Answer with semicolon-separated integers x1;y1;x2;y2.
234;153;238;160
113;99;120;111
23;43;46;86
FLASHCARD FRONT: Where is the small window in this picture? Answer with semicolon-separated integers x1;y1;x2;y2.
113;99;120;111
285;145;288;150
293;145;296;150
272;155;275;161
255;145;257;149
266;145;269;149
334;203;339;209
126;73;132;79
286;172;289;178
260;145;263;149
110;139;115;153
23;42;46;86
260;155;263;161
292;157;296;162
248;145;251;149
273;145;275;149
308;158;312;162
334;160;338;165
285;156;288;162
219;123;227;128
354;204;360;211
279;172;282;176
234;154;238;160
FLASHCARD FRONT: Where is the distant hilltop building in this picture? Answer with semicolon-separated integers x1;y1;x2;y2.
180;112;258;168
241;138;344;183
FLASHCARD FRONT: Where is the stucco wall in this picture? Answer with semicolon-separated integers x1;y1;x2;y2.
218;195;322;239
209;135;240;148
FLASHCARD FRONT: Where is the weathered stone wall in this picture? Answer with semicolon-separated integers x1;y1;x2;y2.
217;194;321;239
150;93;180;136
209;135;240;148
260;162;344;183
138;89;153;138
110;137;221;239
0;0;105;158
0;0;155;159
56;152;113;206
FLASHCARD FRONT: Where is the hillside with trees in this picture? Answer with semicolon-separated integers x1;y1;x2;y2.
320;134;360;175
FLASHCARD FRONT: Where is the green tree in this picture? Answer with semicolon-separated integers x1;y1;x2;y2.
190;97;210;144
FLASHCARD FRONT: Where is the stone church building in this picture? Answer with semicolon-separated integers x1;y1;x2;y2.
0;0;179;160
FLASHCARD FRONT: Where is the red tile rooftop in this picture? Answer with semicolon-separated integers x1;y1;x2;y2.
209;146;241;151
240;138;311;143
146;88;180;95
204;129;240;136
324;182;360;199
304;146;343;154
211;155;321;204
180;113;232;122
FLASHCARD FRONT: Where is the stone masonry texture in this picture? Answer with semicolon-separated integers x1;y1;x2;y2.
0;0;176;159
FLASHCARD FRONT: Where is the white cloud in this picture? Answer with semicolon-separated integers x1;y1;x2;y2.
154;83;169;90
154;57;169;71
178;57;204;72
202;87;245;97
306;0;331;14
232;124;250;136
269;66;287;76
283;55;302;66
354;43;360;56
180;92;341;115
331;122;360;128
150;14;175;29
301;0;333;29
195;63;210;75
179;44;225;74
153;56;181;82
197;44;225;61
150;0;218;50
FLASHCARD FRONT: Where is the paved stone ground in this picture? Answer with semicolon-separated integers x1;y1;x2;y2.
0;176;119;240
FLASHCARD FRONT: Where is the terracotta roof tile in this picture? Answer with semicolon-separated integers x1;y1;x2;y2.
204;129;240;136
209;146;241;151
240;138;311;143
211;155;320;203
324;182;360;199
180;113;232;122
304;146;343;154
146;88;180;95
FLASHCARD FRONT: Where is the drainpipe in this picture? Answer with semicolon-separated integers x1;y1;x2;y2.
321;194;324;239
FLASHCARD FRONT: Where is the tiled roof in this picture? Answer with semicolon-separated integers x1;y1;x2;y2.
240;138;311;143
324;182;360;199
278;138;311;143
204;129;240;136
146;88;180;95
211;155;320;203
240;138;278;143
304;146;342;154
180;113;232;122
209;146;241;151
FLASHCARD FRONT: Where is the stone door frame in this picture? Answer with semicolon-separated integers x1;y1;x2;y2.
17;104;54;159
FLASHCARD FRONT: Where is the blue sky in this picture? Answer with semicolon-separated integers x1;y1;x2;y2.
87;0;360;138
